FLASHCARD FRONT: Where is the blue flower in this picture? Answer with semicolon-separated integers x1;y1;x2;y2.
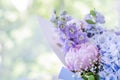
111;63;120;72
116;69;120;79
106;73;117;80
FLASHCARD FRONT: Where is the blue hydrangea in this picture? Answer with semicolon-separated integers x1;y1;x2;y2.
91;31;120;79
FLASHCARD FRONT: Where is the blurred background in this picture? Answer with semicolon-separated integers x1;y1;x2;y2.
0;0;119;80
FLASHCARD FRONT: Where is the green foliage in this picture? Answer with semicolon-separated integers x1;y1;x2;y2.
86;20;96;24
88;75;95;80
90;10;96;17
81;71;99;80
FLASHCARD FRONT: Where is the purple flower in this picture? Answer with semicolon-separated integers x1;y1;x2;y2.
115;31;120;35
80;20;90;30
50;10;58;24
74;32;87;44
96;12;105;24
66;24;78;38
60;11;67;15
58;23;67;33
60;15;72;22
67;19;81;28
65;15;73;21
59;32;67;43
63;39;75;53
59;11;72;23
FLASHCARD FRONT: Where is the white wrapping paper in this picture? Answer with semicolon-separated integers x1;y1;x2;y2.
38;16;66;65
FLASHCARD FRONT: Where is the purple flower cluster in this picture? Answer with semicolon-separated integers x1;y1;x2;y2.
51;10;105;52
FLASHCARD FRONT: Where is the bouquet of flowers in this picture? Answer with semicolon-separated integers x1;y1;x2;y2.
50;10;120;80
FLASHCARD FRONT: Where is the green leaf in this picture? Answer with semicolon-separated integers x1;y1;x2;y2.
86;72;93;76
86;20;96;24
88;75;95;80
90;10;96;17
81;71;88;80
95;74;99;80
